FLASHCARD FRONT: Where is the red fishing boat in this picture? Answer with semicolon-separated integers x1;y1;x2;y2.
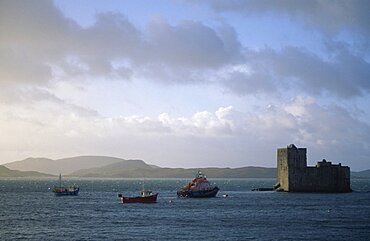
118;190;158;203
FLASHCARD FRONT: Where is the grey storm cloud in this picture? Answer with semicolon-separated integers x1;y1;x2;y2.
205;0;370;97
1;0;370;99
0;0;241;87
208;0;370;37
144;19;241;68
227;46;370;98
0;1;140;82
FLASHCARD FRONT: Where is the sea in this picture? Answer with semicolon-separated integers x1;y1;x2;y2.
0;178;370;241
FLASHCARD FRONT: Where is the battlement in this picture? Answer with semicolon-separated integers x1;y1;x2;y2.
276;144;351;192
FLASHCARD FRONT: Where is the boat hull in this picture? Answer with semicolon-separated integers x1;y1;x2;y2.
118;193;158;203
177;187;219;198
53;189;79;196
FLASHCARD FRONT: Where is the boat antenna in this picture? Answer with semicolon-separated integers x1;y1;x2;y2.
59;173;62;188
142;176;146;190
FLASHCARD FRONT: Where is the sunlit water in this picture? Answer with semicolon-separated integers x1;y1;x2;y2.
1;178;370;240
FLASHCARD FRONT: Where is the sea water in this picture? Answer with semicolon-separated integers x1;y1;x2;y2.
0;178;370;240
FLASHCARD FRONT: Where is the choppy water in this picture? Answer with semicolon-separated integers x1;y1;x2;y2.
1;178;370;240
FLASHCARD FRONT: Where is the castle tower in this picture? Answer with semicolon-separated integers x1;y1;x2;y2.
277;144;307;192
276;144;351;192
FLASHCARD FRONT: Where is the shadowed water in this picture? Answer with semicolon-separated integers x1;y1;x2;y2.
1;178;370;240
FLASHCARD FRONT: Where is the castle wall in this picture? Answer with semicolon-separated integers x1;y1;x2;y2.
289;165;351;192
276;144;351;193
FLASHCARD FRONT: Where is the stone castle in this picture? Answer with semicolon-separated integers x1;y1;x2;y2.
275;144;351;192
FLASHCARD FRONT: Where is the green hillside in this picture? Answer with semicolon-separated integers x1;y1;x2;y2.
69;160;277;178
0;165;53;177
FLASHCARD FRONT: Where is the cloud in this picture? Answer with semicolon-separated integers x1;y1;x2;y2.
1;100;369;169
0;48;52;86
201;0;370;98
0;0;78;86
219;46;370;98
129;19;243;84
1;0;369;101
144;19;241;68
0;0;246;97
1;0;369;170
0;1;141;82
208;0;370;38
0;1;241;81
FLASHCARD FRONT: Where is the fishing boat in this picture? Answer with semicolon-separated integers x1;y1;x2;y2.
118;190;158;203
177;171;219;198
52;174;79;196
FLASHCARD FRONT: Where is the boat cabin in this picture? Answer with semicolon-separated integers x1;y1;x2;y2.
140;190;153;197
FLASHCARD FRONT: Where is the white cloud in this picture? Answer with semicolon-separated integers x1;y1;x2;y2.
1;100;369;169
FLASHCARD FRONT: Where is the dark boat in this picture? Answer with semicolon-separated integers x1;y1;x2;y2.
118;190;158;203
177;171;219;198
52;174;79;196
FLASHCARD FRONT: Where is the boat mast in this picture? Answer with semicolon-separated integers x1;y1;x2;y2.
59;173;62;188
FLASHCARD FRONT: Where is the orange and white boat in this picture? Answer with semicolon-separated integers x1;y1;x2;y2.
177;171;219;198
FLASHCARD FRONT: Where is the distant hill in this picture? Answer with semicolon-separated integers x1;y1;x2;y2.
5;155;277;178
4;156;124;175
0;165;53;177
3;155;370;179
352;169;370;179
70;160;277;178
70;159;153;177
50;159;370;179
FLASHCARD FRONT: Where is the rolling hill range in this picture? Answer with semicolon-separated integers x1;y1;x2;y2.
0;165;53;177
4;155;277;178
4;156;124;175
351;169;370;179
69;162;277;178
3;156;370;178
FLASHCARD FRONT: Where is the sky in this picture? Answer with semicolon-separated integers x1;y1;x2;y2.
0;0;370;170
